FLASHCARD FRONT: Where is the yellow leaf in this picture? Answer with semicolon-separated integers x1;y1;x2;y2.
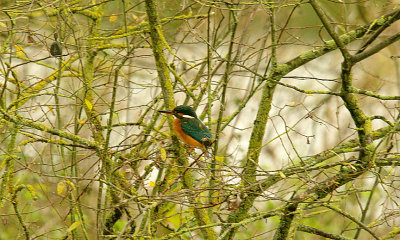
57;181;67;196
279;171;286;178
0;22;6;28
289;102;296;107
160;148;167;161
84;99;93;110
65;180;75;190
47;106;55;115
215;156;224;162
78;119;85;124
149;181;156;187
14;45;25;58
109;14;118;23
67;221;82;232
26;184;38;200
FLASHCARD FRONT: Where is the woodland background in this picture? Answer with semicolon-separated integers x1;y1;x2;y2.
1;0;400;239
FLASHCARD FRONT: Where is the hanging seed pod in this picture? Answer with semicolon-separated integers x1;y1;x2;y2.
50;33;62;57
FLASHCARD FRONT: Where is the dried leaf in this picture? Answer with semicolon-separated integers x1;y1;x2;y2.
67;221;82;232
14;45;26;58
26;184;38;200
65;180;75;190
160;148;167;161
215;156;224;162
109;14;118;23
27;34;35;43
57;181;67;196
47;106;55;115
85;99;93;110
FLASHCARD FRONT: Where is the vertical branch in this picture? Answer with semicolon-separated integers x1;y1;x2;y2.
105;0;134;149
144;0;175;112
209;5;238;209
272;203;299;240
244;5;277;185
7;124;30;240
353;168;381;238
105;50;132;149
213;6;238;154
206;7;213;131
74;4;120;237
0;16;29;236
309;0;351;59
143;2;179;236
221;5;278;240
270;2;377;239
11;185;30;240
0;12;14;108
54;28;66;173
340;57;374;166
206;6;217;216
144;0;217;239
103;1;136;230
52;12;80;238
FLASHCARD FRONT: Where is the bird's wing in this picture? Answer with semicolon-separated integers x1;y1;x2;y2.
180;118;212;145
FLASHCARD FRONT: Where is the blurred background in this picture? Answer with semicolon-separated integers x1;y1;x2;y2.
1;0;400;239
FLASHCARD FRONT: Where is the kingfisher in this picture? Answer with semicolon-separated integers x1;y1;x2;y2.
159;105;212;149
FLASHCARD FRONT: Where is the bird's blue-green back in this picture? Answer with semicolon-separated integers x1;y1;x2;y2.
180;117;212;146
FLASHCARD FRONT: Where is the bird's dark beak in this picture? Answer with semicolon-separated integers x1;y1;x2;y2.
158;110;173;114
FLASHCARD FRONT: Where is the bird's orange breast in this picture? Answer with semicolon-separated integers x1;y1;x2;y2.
173;118;204;148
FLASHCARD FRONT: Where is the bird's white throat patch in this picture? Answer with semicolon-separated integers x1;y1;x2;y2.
182;114;195;119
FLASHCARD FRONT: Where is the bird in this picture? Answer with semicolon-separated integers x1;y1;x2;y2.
50;33;62;57
159;105;212;149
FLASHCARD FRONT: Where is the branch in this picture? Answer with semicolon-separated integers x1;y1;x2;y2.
7;55;79;110
0;108;100;149
323;204;379;240
353;31;400;63
144;0;217;239
309;0;351;59
275;9;400;78
356;10;400;54
221;120;400;238
297;224;353;240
